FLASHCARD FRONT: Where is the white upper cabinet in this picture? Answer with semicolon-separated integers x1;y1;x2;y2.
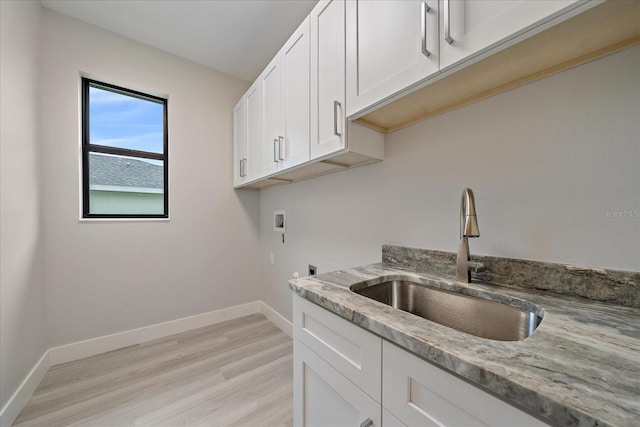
439;0;582;70
281;16;311;169
234;0;605;188
232;79;262;188
346;0;440;117
346;0;587;118
260;54;282;176
232;97;247;187
245;80;262;182
232;4;382;190
260;17;311;176
310;0;346;160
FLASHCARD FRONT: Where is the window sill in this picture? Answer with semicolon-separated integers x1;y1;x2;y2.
78;217;170;223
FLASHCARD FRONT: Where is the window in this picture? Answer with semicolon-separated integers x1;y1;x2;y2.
82;78;168;218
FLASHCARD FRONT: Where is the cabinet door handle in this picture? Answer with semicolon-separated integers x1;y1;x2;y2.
240;158;246;177
360;418;373;427
421;2;431;57
333;100;342;136
273;139;279;163
444;0;453;44
278;136;285;161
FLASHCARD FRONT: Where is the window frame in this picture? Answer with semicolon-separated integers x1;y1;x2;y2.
81;78;169;219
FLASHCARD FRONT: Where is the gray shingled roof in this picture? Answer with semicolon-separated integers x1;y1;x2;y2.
89;153;163;189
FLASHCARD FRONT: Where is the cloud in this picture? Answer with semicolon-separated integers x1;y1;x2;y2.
88;86;165;154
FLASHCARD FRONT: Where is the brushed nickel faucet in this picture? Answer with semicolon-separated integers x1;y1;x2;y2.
457;188;486;282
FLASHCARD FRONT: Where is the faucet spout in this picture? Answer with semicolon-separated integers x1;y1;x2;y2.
457;188;483;282
460;188;479;239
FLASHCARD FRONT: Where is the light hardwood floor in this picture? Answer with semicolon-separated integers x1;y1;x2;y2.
13;314;293;427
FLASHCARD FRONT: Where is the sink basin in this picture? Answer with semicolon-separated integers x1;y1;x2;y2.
351;280;542;341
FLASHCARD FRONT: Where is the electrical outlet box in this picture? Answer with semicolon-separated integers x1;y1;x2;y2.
274;211;285;233
308;265;317;276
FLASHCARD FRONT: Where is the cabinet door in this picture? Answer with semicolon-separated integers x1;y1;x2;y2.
383;341;548;426
245;79;262;182
310;0;346;160
232;97;247;187
383;409;406;427
346;0;440;117
282;17;311;169
439;0;581;70
261;55;283;176
294;340;381;427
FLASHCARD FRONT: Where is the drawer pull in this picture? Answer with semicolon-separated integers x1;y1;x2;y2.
360;418;373;427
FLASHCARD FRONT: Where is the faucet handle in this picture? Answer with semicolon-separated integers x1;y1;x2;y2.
468;261;486;273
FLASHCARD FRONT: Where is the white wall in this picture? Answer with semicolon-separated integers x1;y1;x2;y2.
259;45;640;320
2;2;637;409
39;9;260;347
0;0;48;411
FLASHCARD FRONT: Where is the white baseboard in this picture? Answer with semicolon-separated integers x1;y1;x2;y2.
1;300;291;427
260;301;293;337
48;301;262;366
0;351;50;427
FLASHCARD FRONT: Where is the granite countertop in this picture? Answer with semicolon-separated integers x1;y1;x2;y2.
289;252;640;427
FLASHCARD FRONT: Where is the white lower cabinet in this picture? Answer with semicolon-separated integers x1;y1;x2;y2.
294;341;382;427
293;295;382;427
382;409;405;427
293;294;550;427
383;341;548;426
293;295;382;401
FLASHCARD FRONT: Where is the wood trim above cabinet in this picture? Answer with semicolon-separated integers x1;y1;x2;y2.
356;0;640;133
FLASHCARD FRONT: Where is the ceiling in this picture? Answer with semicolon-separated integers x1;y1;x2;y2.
40;0;318;83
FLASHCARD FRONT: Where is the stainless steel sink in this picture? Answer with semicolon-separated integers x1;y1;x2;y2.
351;280;542;341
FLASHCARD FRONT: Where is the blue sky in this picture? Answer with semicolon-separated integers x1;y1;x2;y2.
89;86;164;154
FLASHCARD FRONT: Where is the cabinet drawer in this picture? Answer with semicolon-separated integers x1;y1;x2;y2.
293;295;382;401
383;341;548;426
